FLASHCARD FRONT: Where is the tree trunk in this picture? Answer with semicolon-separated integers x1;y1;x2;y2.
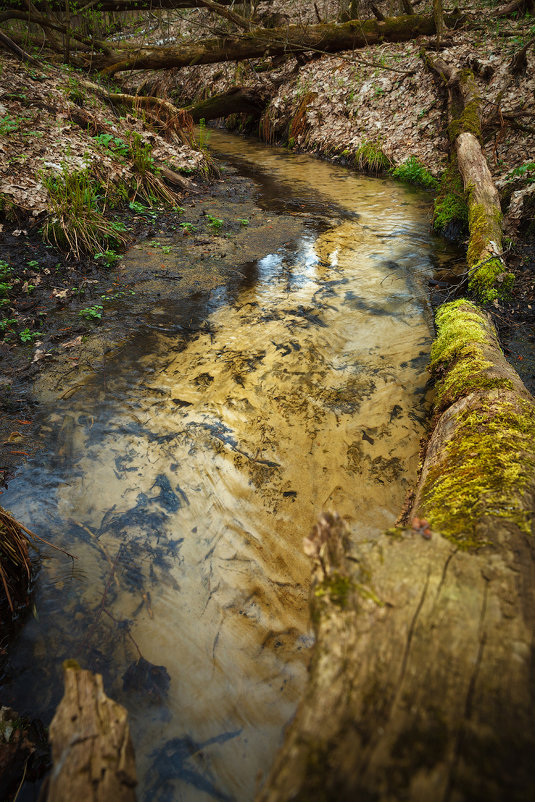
185;86;267;122
1;0;251;10
97;11;465;75
256;301;535;802
425;54;513;301
47;662;137;802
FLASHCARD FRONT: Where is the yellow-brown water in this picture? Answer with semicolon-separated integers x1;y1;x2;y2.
2;132;452;801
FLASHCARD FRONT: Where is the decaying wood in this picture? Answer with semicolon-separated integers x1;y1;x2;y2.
97;12;465;75
426;53;509;297
47;663;137;802
257;307;535;801
491;0;535;17
1;0;250;10
185;86;268;122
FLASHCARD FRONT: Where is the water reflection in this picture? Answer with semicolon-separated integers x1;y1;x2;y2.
2;132;448;802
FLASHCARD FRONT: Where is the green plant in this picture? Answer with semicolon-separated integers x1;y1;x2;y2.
0;260;12;277
196;118;210;151
42;166;127;257
129;131;157;174
0;318;16;331
206;214;223;231
161;245;171;254
79;305;103;320
237;218;249;226
94;249;121;267
0;115;19;135
27;260;40;270
19;328;42;343
355;140;391;173
129;200;157;219
391;156;438;188
0;282;12;297
506;161;535;183
180;222;196;233
93;133;129;158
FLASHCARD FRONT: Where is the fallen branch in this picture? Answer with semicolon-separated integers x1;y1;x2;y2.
96;11;465;75
425;52;512;301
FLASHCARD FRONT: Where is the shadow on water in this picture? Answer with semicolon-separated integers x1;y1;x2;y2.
1;131;461;802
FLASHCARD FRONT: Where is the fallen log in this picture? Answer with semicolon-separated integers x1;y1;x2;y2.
185;86;268;122
257;300;535;802
1;0;250;11
425;53;513;302
97;11;465;75
47;662;137;802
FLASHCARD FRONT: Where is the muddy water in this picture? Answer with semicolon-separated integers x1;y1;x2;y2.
2;132;450;801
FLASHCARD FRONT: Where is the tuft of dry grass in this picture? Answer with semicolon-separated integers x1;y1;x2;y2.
0;507;75;614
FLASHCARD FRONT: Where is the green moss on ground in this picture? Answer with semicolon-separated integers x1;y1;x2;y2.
421;300;535;546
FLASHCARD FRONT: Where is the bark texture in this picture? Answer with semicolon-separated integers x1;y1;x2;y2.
185;86;267;122
97;12;465;75
257;303;535;802
47;663;137;802
426;54;512;301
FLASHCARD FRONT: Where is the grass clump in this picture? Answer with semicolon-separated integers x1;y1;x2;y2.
355;140;391;173
391;156;437;188
42;167;128;258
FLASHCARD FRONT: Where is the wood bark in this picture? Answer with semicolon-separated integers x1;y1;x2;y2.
257;308;535;802
185;86;267;122
96;12;465;75
47;663;137;802
1;0;250;11
426;54;507;295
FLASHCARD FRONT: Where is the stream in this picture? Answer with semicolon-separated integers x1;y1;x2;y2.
1;132;458;802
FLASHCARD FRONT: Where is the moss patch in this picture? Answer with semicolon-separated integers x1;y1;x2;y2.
422;300;535;546
430;300;513;411
468;257;514;303
421;398;535;546
433;162;468;237
314;572;353;608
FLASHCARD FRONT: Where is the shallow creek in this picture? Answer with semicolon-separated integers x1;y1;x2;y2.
2;132;456;801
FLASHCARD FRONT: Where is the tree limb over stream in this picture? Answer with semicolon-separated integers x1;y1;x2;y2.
94;12;465;75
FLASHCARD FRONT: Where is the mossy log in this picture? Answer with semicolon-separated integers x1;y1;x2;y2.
257;302;535;802
426;54;512;302
47;663;137;802
97;12;465;75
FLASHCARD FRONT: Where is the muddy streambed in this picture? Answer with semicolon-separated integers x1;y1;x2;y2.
1;132;457;801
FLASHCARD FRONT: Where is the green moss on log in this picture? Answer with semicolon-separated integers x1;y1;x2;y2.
421;300;535;546
433;162;468;235
466;202;513;302
314;572;353;608
421;399;535;546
